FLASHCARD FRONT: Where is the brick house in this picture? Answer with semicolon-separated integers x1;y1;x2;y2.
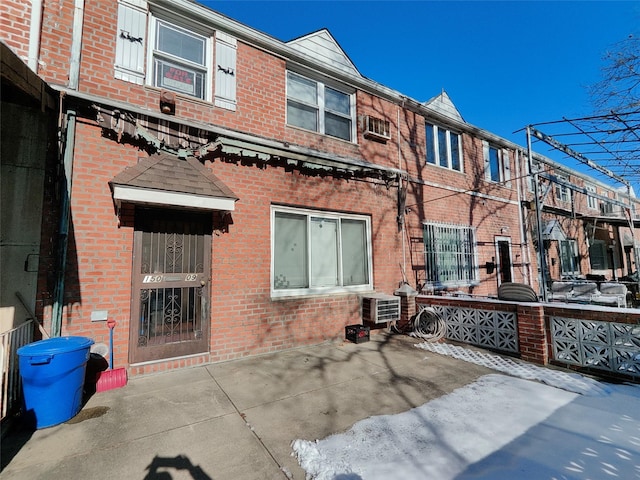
2;0;637;376
522;152;640;290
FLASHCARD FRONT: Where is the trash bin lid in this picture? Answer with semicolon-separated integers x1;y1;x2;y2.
17;336;94;356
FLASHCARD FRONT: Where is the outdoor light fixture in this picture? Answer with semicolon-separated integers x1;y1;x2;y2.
160;89;176;115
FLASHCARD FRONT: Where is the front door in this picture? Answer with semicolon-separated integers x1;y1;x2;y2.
130;208;211;364
496;237;513;285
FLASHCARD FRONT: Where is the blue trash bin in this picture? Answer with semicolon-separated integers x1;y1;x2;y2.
17;336;94;429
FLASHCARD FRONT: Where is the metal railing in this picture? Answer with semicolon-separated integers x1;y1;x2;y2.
1;321;33;421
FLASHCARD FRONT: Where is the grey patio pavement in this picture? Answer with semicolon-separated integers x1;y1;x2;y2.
1;332;495;480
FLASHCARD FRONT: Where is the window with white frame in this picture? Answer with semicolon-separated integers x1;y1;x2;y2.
554;174;571;203
425;123;462;171
586;184;598;209
150;19;209;100
286;71;354;141
560;239;580;275
115;2;236;107
272;206;372;296
423;222;479;287
482;141;511;185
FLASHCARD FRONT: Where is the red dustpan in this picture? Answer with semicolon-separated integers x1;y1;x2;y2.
96;319;127;392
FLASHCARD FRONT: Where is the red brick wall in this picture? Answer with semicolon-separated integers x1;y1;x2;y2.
30;1;531;374
50;119;402;372
1;0;32;62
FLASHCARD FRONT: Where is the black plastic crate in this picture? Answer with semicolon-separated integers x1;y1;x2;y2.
345;324;370;344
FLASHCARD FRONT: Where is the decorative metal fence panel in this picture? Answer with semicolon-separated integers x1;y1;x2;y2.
551;316;640;378
428;305;519;353
1;320;34;420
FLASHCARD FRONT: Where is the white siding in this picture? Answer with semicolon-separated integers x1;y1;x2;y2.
287;30;360;77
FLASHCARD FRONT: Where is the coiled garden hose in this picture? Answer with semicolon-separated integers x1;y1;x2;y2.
410;306;447;342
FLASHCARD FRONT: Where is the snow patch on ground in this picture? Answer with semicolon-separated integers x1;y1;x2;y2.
292;343;640;480
292;375;576;480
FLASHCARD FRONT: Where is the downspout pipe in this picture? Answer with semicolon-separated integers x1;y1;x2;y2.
514;150;531;286
51;110;76;337
28;0;43;72
397;106;406;278
52;0;84;336
68;0;85;90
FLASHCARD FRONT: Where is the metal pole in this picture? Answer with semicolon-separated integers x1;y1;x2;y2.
527;127;548;301
627;184;640;297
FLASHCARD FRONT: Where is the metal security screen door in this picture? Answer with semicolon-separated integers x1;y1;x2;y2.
130;209;211;364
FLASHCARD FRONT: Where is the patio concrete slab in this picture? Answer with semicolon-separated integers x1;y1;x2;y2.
1;333;494;480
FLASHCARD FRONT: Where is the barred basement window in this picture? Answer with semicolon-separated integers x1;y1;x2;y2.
423;222;479;287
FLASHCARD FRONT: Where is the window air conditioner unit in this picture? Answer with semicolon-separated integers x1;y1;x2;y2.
363;115;391;141
361;294;400;324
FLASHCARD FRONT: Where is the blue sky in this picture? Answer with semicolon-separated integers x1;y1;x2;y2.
202;1;639;186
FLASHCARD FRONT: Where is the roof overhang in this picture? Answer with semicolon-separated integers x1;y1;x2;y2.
542;220;566;241
580;214;640;228
112;185;237;211
211;137;399;180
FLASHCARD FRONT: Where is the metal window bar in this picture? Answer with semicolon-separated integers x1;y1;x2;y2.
424;223;477;286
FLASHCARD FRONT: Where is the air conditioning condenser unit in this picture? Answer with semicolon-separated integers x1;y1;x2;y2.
361;294;400;324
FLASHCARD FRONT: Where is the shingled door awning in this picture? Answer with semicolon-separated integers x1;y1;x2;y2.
109;153;238;211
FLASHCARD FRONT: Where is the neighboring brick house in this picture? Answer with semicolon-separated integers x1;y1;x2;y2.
2;0;636;376
522;153;640;287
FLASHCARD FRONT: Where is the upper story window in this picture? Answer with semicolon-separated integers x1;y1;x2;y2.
286;72;355;142
482;141;511;186
150;19;209;100
555;174;571;203
586;184;598;209
425;124;463;171
115;2;239;108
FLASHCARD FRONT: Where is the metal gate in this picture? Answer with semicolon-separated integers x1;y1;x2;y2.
130;209;211;364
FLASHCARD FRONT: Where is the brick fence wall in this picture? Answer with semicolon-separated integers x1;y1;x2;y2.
414;295;640;367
